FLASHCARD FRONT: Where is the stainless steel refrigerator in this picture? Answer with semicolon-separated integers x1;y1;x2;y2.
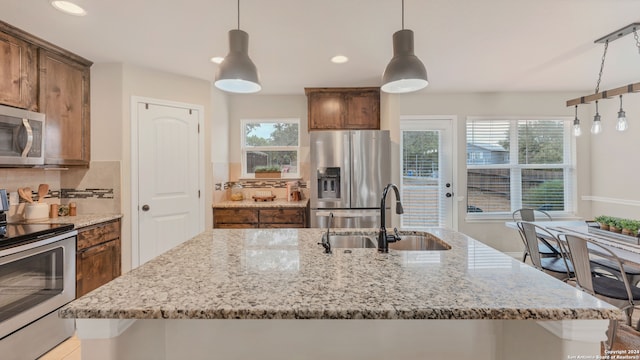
310;130;391;228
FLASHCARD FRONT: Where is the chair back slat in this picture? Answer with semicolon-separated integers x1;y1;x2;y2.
512;208;552;222
518;222;543;269
562;234;595;295
561;234;635;301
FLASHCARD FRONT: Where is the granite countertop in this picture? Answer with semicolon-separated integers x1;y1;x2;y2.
213;198;309;208
25;214;122;229
59;227;620;321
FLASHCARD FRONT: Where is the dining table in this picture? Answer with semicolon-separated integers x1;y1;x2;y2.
505;220;640;267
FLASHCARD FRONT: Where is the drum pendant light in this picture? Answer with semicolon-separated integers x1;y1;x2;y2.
214;0;261;94
381;0;428;94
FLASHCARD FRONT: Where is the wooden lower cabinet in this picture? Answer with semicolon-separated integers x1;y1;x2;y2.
76;219;121;298
213;206;308;228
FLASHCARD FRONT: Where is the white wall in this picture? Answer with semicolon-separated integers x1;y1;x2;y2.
91;63;124;161
211;88;229;204
587;94;640;220
227;94;309;182
91;63;221;272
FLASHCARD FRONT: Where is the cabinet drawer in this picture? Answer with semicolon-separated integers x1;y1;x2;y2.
214;209;258;224
259;209;304;224
77;220;121;250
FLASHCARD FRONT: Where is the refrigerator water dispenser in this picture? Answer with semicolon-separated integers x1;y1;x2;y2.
317;167;341;199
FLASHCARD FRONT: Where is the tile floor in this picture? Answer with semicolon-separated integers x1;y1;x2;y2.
38;335;80;360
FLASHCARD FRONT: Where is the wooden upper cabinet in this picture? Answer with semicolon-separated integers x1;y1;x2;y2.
306;91;345;130
39;50;91;166
305;87;380;131
0;20;92;167
0;31;38;111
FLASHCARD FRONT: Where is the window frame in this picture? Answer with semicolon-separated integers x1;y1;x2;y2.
240;118;301;179
465;116;577;221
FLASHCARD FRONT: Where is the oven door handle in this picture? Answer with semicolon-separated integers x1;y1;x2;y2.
21;118;34;158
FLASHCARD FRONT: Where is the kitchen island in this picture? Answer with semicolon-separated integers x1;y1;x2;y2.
60;228;619;359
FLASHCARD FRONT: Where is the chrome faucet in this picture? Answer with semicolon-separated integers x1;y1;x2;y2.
378;184;404;253
319;212;333;254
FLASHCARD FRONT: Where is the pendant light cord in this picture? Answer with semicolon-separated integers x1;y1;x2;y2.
237;0;240;30
401;0;405;29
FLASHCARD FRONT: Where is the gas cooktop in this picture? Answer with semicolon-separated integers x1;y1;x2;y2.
0;223;75;251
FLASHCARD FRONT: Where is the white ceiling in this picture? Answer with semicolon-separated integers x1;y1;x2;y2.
2;0;640;95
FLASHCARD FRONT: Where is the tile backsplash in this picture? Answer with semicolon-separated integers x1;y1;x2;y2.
1;160;121;221
215;179;309;202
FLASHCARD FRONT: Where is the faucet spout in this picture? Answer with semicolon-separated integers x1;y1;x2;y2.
379;184;404;253
320;212;333;254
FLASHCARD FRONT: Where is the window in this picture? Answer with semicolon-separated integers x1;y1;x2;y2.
466;117;574;216
241;119;300;178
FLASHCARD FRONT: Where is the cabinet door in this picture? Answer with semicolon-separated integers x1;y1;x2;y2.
345;90;380;129
307;91;345;130
213;209;259;228
76;239;121;297
0;31;37;110
39;50;90;166
259;209;305;225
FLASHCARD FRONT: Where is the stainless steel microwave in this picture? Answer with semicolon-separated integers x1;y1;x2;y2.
0;104;45;166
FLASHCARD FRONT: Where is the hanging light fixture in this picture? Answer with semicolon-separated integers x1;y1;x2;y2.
566;23;640;133
591;101;603;135
214;0;261;94
616;95;628;132
381;0;428;94
573;105;582;137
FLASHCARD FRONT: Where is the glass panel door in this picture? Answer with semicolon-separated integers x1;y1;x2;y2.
400;118;454;229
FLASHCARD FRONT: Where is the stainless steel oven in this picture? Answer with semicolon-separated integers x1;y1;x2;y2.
0;103;45;166
0;227;77;360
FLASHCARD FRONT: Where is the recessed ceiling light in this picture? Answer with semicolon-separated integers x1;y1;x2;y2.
50;0;87;16
331;55;349;64
210;57;224;64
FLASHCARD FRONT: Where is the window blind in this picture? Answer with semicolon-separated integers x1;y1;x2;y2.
466;118;574;215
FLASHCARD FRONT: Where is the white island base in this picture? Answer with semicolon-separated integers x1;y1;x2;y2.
76;318;608;360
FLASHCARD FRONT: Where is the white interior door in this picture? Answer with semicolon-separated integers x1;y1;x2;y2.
400;117;455;229
134;100;202;266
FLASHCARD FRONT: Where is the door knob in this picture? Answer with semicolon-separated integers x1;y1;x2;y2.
142;204;150;211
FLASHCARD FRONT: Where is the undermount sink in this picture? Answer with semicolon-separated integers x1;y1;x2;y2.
388;233;451;251
321;231;450;251
322;233;377;248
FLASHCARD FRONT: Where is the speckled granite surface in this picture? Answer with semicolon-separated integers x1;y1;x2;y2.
25;214;122;228
59;227;620;321
213;199;309;208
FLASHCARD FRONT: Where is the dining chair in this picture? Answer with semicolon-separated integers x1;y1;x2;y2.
559;233;640;349
512;208;560;262
590;257;640;288
516;221;573;281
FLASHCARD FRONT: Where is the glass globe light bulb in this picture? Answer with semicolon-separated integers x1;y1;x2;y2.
591;115;602;134
572;106;581;137
573;123;582;137
616;110;628;132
